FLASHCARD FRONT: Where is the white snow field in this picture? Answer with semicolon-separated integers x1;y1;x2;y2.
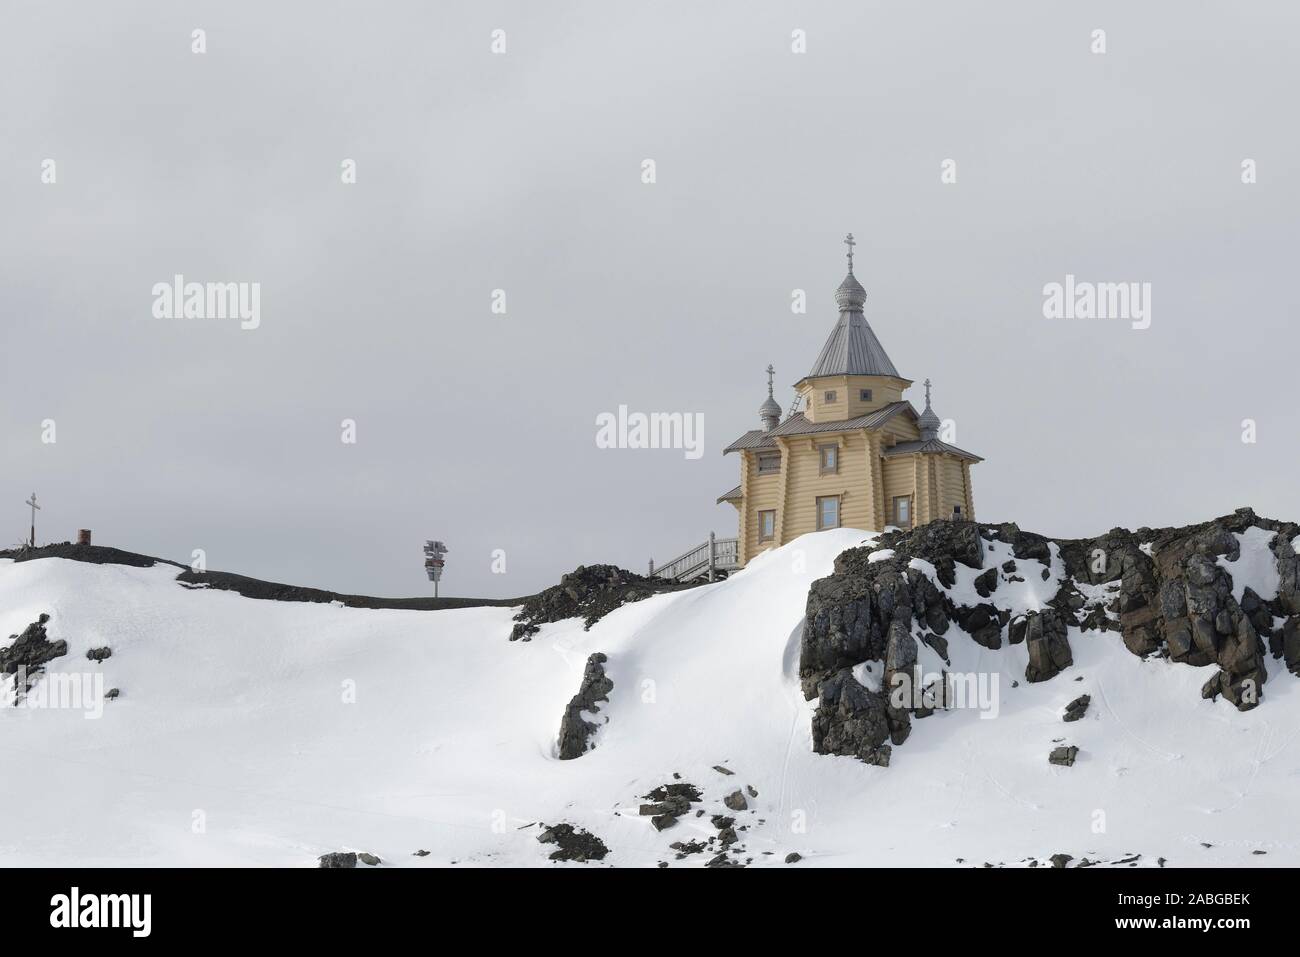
3;528;1300;868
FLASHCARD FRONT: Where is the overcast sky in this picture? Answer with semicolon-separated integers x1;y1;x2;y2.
3;1;1298;598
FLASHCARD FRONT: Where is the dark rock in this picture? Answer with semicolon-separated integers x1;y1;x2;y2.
318;852;357;868
705;852;743;868
412;849;430;857
651;814;678;832
357;852;380;866
86;647;112;663
810;669;891;763
1049;853;1072;869
785;852;802;863
1049;745;1079;767
557;653;613;760
1063;694;1091;722
1024;609;1072;682
712;765;734;775
0;614;67;692
718;826;738;846
711;815;734;829
745;785;758;798
537;823;609;862
723;790;748;812
510;564;702;641
974;568;998;598
104;688;120;700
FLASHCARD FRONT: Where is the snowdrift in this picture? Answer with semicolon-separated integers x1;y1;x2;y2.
3;519;1300;868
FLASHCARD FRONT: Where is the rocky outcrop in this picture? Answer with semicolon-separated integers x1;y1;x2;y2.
510;565;700;641
800;509;1300;768
537;823;609;862
0;614;67;693
318;852;357;868
557;653;613;760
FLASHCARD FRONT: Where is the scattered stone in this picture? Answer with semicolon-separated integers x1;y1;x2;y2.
705;852;744;868
357;852;380;866
718;826;738;846
1063;694;1091;722
1049;745;1079;767
723;790;748;812
784;852;802;864
412;849;430;857
1253;850;1267;855
318;852;357;868
104;688;120;700
712;765;734;775
711;815;734;829
745;785;758;798
651;814;678;832
1049;853;1072;869
537;823;609;862
86;647;112;663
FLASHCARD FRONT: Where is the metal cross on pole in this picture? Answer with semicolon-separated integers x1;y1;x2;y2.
844;232;856;273
24;492;40;548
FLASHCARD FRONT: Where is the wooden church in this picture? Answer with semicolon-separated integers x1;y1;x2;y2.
719;235;982;568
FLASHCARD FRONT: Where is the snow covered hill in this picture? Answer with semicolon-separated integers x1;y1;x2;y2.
3;515;1300;868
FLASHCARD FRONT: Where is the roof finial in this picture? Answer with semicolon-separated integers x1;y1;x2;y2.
766;363;775;397
844;232;856;274
924;377;932;408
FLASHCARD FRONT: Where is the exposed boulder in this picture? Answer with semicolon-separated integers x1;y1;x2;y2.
556;653;613;759
0;614;67;693
1063;694;1090;722
1048;746;1078;767
1024;609;1072;683
318;852;357;868
86;647;111;663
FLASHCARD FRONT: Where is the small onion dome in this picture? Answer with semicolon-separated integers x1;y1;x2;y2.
834;271;867;312
759;394;782;422
759;363;781;431
917;378;941;439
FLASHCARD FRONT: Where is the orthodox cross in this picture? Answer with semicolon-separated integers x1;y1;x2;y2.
24;492;39;547
765;363;775;397
844;232;856;272
924;378;932;407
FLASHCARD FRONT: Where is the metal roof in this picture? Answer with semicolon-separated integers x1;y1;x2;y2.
804;309;902;380
882;437;984;462
723;429;777;454
768;401;916;437
716;484;742;504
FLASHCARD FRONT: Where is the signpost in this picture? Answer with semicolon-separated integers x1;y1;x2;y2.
423;540;448;598
24;493;40;548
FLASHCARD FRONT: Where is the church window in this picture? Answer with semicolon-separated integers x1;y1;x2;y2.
757;452;781;474
816;495;840;530
758;510;776;541
818;444;838;474
823;390;837;404
860;389;872;402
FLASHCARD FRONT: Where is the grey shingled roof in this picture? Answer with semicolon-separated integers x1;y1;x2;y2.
768;401;916;437
805;310;902;380
716;484;742;504
724;402;918;454
723;430;777;454
882;437;983;462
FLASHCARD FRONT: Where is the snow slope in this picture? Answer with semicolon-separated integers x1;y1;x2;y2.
3;528;1300;868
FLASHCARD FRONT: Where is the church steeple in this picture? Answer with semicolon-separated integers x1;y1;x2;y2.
806;233;901;380
758;363;781;431
918;378;941;439
834;232;867;312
